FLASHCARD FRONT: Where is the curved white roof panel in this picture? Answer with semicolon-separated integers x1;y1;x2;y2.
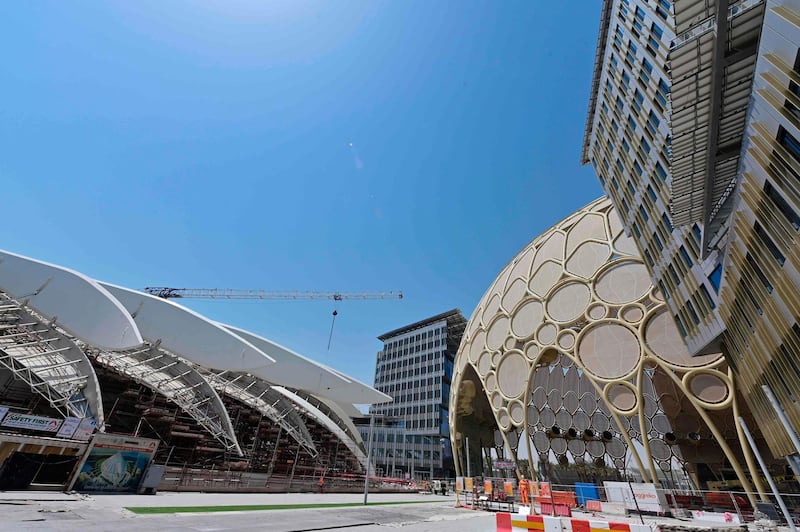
223;325;390;405
99;283;275;372
0;250;143;350
272;386;369;472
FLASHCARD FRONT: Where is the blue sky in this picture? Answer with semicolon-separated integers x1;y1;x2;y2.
2;1;603;398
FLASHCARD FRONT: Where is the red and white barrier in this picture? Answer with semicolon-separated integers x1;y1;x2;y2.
496;513;655;532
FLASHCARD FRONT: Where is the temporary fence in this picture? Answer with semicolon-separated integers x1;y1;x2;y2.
456;478;800;526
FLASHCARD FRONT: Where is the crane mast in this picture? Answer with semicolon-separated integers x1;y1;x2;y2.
143;287;403;301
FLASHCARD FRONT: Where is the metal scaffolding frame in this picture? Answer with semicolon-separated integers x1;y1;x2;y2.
0;292;103;424
89;344;243;455
201;370;318;458
272;386;370;472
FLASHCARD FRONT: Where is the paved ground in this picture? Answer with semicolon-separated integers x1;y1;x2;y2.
1;490;788;531
0;491;499;531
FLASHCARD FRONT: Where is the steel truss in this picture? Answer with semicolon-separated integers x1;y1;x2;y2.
201;370;318;458
90;344;242;455
271;386;370;472
0;292;103;423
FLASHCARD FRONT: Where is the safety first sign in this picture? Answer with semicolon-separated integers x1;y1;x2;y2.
1;412;62;432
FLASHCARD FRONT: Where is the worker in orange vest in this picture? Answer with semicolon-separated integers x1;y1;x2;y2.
519;476;530;505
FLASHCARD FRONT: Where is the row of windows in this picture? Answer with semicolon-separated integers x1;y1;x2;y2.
382;326;446;350
376;350;445;373
618;0;667;63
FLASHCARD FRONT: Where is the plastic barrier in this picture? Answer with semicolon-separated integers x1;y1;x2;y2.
496;513;652;532
585;500;603;512
540;501;573;517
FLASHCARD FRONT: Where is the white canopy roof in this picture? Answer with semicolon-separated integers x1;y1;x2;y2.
223;325;391;406
99;283;276;373
0;250;143;350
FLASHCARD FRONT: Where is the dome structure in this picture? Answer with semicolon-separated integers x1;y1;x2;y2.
450;197;765;495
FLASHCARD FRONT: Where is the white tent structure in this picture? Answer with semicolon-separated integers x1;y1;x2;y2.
0;249;390;472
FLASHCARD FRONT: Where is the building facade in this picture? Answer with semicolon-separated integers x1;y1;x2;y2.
362;310;466;481
583;0;800;461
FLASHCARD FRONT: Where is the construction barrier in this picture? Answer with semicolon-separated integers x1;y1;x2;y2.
540;501;573;516
585;500;603;512
496;513;654;532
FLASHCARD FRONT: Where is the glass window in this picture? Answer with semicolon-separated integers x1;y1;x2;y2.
654;161;667;182
746;253;773;294
765;181;800;230
699;285;716;309
709;264;723;293
651;23;663;39
778;126;800;165
679;245;692;266
755;222;786;266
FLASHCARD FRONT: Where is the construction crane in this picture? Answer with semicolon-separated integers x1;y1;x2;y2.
142;287;403;351
142;287;403;301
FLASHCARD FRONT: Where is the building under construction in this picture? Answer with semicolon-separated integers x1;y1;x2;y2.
0;249;390;492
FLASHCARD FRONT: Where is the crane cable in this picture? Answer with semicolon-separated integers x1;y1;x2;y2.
327;309;338;351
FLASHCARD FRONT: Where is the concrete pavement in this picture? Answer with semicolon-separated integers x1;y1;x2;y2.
0;491;499;531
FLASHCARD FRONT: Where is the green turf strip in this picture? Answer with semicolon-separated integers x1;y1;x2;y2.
126;500;429;514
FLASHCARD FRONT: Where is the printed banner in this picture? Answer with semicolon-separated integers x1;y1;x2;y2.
504;481;514;496
72;418;97;441
455;476;464;491
465;477;474;491
1;412;62;432
56;417;81;439
603;481;669;514
71;434;159;493
484;479;493;494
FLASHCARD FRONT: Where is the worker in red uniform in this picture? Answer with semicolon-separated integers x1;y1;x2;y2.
318;475;325;493
519;476;530;505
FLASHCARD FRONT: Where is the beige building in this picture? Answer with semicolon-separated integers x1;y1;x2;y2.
582;0;800;464
449;198;779;501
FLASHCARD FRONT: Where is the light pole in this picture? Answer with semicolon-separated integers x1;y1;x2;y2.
363;413;375;505
420;436;434;483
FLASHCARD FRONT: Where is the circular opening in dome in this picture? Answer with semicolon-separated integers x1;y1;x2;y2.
688;432;701;441
550;426;562;436
567;428;578;439
584;429;595;439
602;430;613;441
664;432;677;443
537;347;559;366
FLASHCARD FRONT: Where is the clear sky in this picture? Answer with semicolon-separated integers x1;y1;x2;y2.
2;1;604;401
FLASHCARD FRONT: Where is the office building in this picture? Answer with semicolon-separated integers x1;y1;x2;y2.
583;0;800;463
363;310;466;481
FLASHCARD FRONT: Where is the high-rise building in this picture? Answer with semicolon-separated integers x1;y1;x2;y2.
361;310;466;481
583;0;800;462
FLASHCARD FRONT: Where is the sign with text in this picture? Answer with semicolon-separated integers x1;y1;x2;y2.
464;477;474;491
70;434;159;493
603;481;669;514
1;412;62;432
72;418;97;441
56;417;81;439
484;479;493;494
494;460;515;469
455;476;464;491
